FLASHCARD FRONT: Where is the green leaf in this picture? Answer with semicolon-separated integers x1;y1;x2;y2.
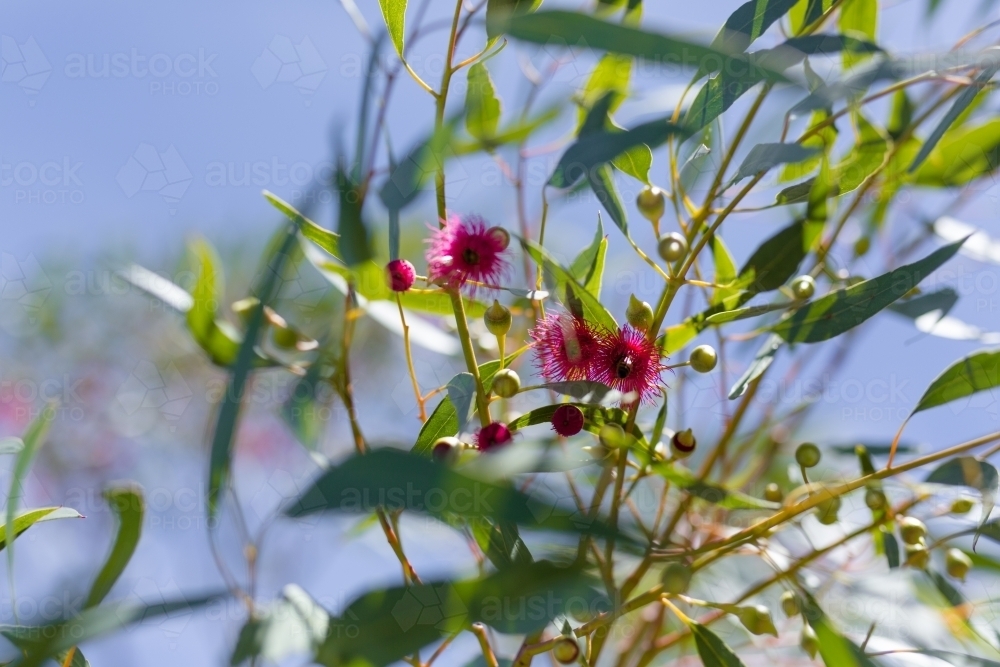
6;408;54;592
910;63;1000;173
447;373;477;432
771;238;966;343
653;463;778;510
412;354;523;455
578;54;632;127
688;620;748;667
379;121;454;212
569;217;608;299
925;569;967;608
466;63;501;140
84;486;144;609
377;0;407;58
708;0;800;57
231;584;328;665
471;519;533;570
286;448;636;543
888;287;959;321
926;457;999;549
521;238;618;332
335;170;371;267
883;529;900;568
729;333;783;399
282;355;332;450
588;163;629;236
833;111;887;194
184;239;252;367
485;0;542;39
119;264;194;314
317;562;602;666
0;507;82;551
838;0;877;69
208;218;302;521
732;142;819;182
498;11;789;83
799;592;880;667
611;143;652;184
912;348;1000;415
913;119;1000;186
532;381;625;406
709;235;739;306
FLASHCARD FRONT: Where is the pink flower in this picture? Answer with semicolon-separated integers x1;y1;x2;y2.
592;326;665;405
386;259;416;292
426;215;511;292
476;422;513;451
530;313;604;382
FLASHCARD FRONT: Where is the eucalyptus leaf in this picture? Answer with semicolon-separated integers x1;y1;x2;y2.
652;463;778;510
926;456;998;548
911;348;1000;415
377;0;407;58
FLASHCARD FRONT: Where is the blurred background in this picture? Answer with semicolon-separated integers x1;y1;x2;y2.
3;0;1000;663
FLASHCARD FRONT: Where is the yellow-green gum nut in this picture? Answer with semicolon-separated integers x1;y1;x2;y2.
670;429;696;458
599;423;627;449
815;494;841;525
791;274;816;300
764;483;783;503
626;295;654;331
737;605;776;636
795;442;821;468
800;624;819;658
904;542;929;569
484;300;512;336
272;326;299;350
661;562;692;595
946;548;972;582
780;591;799;617
552;637;580;664
689;345;718;373
636;185;666;222
854;236;871;257
899;516;927;545
865;487;886;511
491;369;520;398
951;496;975;514
657;232;687;262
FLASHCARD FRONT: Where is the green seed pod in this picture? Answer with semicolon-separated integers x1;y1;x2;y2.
951;496;975;515
272;326;299;350
626;294;654;331
636;185;666;222
791;274;816;300
689;345;718;373
657;232;687;262
795;442;821;468
661;562;692;595
599;423;627;449
552;637;579;664
492;369;520;398
484;300;512;336
899;517;927;545
904;542;929;569
815;494;841;525
780;591;799;618
670;429;696;458
946;548;972;582
800;624;819;659
764;483;783;503
737;605;777;636
865;488;887;511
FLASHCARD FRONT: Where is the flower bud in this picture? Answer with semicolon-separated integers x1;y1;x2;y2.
272;326;299;350
904;542;929;569
432;436;462;463
814;494;841;525
636;185;666;222
737;605;777;636
946;548;972;582
552;404;584;437
951;496;974;514
487;226;511;250
661;562;692;595
800;624;819;659
552;637;579;664
764;483;783;503
780;591;799;617
899;516;927;545
795;442;821;468
626;295;654;331
476;422;513;451
790;274;815;300
492;369;520;398
689;345;717;373
854;236;871;257
386;259;416;292
484;300;512;336
865;488;886;511
599;423;627;449
657;232;687;262
670;429;696;458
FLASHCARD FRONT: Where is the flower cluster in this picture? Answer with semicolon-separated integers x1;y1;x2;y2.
530;313;666;405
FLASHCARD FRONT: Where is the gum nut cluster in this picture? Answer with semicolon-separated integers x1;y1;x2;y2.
386;258;416;292
425;214;511;293
531;314;666;405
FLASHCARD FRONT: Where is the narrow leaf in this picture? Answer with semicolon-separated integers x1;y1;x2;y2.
84;486;144;609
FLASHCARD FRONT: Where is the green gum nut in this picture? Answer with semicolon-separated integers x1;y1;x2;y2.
484;300;512;336
491;369;520;398
626;294;654;331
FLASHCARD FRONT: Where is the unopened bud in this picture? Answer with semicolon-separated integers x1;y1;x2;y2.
671;429;696;458
484;300;512;336
626;295;654;331
492;369;520;398
636;185;666;222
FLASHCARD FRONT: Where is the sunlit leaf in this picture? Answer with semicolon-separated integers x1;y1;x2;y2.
0;507;82;552
687;620;748;666
466;62;501;141
653;463;779;510
377;0;407;58
732;142;819;182
728;334;783;399
521;239;618;332
485;0;542;39
912;348;1000;414
569;217;608;299
231;584;328;666
84;486;144;609
708;0;799;58
6;407;54;590
839;0;877;69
